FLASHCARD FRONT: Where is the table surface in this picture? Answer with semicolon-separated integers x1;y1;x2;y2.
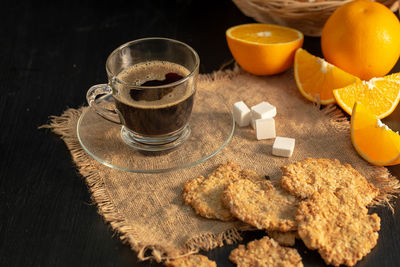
1;0;400;266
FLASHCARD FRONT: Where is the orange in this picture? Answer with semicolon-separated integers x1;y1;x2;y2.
226;23;303;75
333;72;400;119
294;48;360;104
321;0;400;80
351;101;400;166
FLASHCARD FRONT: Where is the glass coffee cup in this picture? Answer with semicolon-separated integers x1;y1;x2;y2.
86;38;200;151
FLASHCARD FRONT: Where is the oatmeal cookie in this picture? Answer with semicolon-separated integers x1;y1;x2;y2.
280;158;379;205
296;188;380;266
229;236;303;267
222;179;298;231
183;162;263;221
165;254;216;267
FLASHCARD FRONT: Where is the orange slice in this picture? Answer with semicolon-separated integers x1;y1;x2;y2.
351;101;400;166
226;23;304;76
294;48;360;104
333;72;400;119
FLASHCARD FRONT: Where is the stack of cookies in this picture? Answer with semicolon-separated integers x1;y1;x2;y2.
178;159;381;267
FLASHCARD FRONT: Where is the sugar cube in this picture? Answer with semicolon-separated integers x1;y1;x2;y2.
250;117;256;129
233;101;251;127
255;118;276;140
251;101;276;120
272;137;295;157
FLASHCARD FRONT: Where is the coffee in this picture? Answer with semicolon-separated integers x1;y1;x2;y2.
113;61;195;136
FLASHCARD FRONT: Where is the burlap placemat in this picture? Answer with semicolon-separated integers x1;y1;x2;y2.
46;67;399;263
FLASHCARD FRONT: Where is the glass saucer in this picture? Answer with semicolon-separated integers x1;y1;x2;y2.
76;90;235;173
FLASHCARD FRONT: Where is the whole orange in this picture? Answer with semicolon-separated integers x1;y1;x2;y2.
321;0;400;80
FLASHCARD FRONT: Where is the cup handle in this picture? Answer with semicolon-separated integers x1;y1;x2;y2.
86;84;121;124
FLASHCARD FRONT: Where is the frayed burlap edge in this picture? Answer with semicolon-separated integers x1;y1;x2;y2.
40;107;244;263
42;68;400;262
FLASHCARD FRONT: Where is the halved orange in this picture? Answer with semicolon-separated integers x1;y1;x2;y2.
226;23;304;75
294;48;360;105
333;72;400;119
351;101;400;166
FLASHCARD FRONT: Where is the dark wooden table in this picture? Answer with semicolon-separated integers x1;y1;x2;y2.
1;0;399;266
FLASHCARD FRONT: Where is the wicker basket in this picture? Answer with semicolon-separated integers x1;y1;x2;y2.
232;0;399;36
